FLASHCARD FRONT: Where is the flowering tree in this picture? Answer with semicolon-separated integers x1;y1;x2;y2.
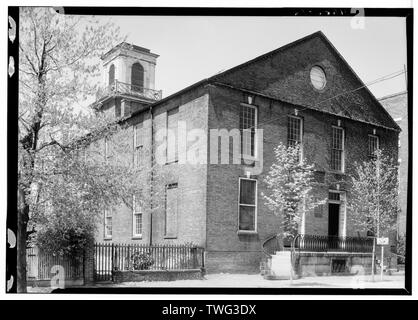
17;7;170;292
263;143;325;243
349;149;400;238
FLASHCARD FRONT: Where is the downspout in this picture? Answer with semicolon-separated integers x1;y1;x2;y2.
149;105;154;245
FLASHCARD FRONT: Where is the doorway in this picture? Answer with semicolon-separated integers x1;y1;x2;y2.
328;203;340;237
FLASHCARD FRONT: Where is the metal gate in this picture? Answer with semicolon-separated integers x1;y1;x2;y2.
94;243;114;281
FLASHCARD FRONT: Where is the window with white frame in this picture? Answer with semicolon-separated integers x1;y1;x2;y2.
238;178;257;232
240;104;257;160
165;183;178;238
133;122;144;167
331;126;344;172
368;135;379;158
167;108;179;163
132;196;142;238
287;116;302;147
104;209;112;239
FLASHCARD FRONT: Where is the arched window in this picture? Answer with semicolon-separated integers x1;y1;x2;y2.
108;64;115;86
131;62;144;92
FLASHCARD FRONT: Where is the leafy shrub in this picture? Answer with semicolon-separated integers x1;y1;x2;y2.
129;251;154;270
35;223;94;257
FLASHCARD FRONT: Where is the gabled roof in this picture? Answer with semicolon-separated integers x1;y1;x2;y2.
131;31;400;131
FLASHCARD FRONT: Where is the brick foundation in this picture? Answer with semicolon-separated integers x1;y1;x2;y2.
112;269;203;282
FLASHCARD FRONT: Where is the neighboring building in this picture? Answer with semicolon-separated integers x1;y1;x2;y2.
89;31;400;274
379;91;408;237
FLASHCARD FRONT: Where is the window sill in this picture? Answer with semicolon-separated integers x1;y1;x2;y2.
132;236;142;240
329;170;345;175
237;230;258;235
164;236;178;239
104;237;112;241
165;160;178;165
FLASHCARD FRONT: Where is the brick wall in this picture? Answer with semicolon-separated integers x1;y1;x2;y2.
379;92;408;236
90;33;400;274
93;86;210;248
205;84;398;273
150;88;209;246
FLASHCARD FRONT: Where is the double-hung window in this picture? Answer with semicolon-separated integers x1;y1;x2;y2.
287;116;303;160
331;126;344;172
287;116;302;147
104;209;112;239
132;196;142;238
368;135;379;158
240;104;257;161
167;108;179;163
238;178;257;232
165;183;178;238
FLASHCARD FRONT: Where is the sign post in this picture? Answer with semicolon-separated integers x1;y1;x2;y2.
376;237;389;281
371;237;376;282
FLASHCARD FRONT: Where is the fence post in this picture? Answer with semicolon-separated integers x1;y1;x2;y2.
83;240;95;285
111;243;115;282
201;248;206;275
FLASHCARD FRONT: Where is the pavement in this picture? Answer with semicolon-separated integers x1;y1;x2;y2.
108;272;405;289
27;271;405;292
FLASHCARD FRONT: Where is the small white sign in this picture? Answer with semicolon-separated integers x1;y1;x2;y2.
376;237;389;246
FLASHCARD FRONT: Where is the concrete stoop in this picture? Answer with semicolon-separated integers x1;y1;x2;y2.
261;251;296;280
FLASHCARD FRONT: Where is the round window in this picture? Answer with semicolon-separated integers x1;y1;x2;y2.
310;66;327;90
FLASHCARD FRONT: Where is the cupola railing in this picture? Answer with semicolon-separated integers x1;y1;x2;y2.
96;80;162;102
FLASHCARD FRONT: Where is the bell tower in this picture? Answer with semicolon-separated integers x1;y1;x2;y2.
93;42;161;117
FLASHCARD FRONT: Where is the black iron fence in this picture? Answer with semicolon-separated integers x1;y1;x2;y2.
293;234;374;253
96;80;162;102
94;243;205;282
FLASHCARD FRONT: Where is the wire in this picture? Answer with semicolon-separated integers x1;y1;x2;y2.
238;69;406;132
163;68;407;161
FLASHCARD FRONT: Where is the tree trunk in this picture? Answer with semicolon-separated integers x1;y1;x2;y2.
17;187;29;293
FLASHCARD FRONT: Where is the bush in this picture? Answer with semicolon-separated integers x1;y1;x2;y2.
35;223;93;257
129;251;154;270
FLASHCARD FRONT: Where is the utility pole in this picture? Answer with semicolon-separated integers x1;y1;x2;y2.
377;156;384;281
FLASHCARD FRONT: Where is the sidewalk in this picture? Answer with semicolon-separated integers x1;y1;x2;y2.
27;272;405;292
100;272;406;289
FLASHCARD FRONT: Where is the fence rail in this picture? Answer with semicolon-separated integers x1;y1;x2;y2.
26;246;84;281
94;243;205;282
96;80;162;102
293;234;374;253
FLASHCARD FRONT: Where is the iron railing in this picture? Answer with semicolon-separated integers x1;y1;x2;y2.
292;234;374;253
261;234;285;257
94;243;205;282
96;80;162;102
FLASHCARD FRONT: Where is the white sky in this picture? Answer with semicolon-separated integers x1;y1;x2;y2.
106;15;407;100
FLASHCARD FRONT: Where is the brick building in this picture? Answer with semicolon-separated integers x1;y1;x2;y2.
379;91;408;237
89;31;400;273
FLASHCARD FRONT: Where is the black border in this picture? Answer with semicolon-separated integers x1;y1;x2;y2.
7;6;19;294
7;6;413;295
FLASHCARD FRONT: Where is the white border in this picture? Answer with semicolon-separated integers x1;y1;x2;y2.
1;0;415;300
